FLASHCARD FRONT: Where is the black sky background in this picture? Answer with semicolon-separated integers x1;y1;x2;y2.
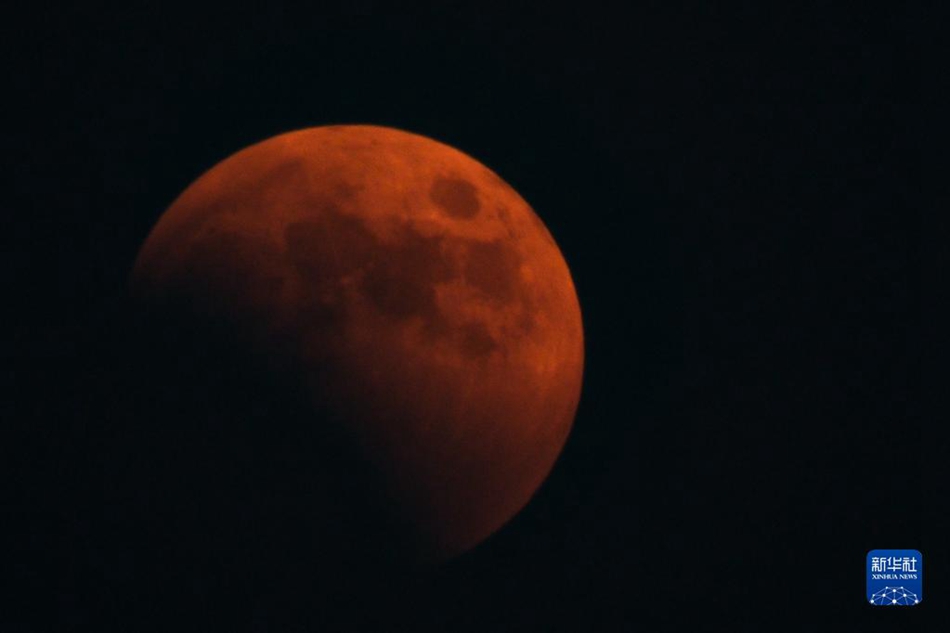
4;3;936;631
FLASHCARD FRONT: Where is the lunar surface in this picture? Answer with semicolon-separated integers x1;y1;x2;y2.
131;125;584;561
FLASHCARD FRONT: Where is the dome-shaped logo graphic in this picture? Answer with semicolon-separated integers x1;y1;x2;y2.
869;586;919;606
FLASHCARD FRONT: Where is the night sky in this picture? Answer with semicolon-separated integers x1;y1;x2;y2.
5;3;935;631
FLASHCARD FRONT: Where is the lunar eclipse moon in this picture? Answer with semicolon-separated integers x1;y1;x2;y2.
131;125;584;562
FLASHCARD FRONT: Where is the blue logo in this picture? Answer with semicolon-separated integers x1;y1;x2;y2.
867;549;922;606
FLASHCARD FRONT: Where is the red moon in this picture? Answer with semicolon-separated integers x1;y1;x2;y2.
131;125;584;561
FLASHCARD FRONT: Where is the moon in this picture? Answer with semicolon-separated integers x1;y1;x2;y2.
131;125;583;562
